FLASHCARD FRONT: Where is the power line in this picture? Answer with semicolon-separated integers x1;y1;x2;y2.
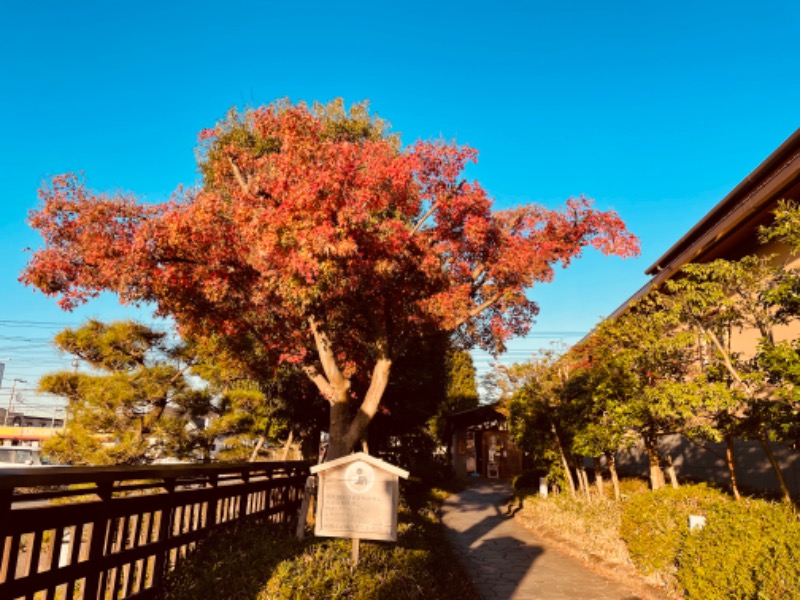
0;319;173;329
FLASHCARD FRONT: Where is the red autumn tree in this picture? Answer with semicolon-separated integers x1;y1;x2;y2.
22;99;639;459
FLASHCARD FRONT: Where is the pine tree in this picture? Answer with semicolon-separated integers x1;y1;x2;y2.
41;320;214;465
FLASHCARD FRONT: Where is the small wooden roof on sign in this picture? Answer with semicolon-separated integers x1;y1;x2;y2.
310;452;410;479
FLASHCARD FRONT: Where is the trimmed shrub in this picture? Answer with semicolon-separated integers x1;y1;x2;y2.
620;484;728;575
677;499;800;599
617;476;649;499
512;470;545;494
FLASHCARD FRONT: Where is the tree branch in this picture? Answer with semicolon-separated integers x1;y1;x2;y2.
696;321;752;397
169;362;193;384
410;201;437;236
452;290;504;330
228;157;251;194
345;356;392;448
471;264;486;283
301;363;336;405
309;317;348;390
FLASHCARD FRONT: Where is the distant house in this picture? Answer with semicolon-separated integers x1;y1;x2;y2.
448;404;525;479
0;409;65;449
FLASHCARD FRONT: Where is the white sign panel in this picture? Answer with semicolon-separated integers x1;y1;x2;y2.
312;453;409;542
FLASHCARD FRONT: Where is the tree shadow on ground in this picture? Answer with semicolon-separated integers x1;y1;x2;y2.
441;482;545;599
506;493;524;517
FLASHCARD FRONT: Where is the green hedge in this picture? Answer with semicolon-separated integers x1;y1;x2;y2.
619;483;800;598
620;484;726;574
512;470;545;494
677;499;800;599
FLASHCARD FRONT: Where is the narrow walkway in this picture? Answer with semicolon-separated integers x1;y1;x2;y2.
441;480;643;600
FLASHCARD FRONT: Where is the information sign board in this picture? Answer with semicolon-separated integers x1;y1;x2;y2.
311;452;409;542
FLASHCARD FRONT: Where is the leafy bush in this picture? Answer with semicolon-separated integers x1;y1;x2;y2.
677;499;800;599
263;535;443;599
512;469;545;494
261;481;476;599
620;484;727;575
616;476;649;499
375;433;452;485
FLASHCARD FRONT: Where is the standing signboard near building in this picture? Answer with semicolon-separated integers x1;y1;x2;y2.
311;452;409;542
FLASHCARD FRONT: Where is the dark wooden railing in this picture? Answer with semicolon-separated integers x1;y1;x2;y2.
0;461;310;600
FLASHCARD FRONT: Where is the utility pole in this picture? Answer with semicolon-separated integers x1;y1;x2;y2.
0;358;11;426
50;405;64;429
4;379;26;427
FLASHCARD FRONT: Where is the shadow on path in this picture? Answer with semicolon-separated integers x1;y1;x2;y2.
440;480;643;600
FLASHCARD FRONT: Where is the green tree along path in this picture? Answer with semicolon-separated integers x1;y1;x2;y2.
428;349;480;445
22;99;639;459
506;348;581;496
505;201;800;504
575;295;714;491
663;200;800;503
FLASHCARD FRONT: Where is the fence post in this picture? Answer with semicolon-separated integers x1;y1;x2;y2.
0;488;12;584
206;473;219;534
239;470;250;519
82;481;113;600
295;476;316;539
150;478;176;590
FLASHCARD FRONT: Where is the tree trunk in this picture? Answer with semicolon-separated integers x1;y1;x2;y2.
724;434;741;501
575;463;585;495
574;457;590;500
605;451;621;502
281;430;294;461
328;394;354;460
551;421;576;497
579;466;591;500
643;436;665;490
249;436;266;462
593;456;605;498
305;319;392;462
759;433;793;505
664;453;679;489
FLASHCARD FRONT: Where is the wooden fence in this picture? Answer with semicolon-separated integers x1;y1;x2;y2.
0;461;310;600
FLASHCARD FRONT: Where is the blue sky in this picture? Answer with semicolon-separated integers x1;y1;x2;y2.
1;0;799;408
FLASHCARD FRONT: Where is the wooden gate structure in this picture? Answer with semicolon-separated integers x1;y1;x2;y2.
0;461;309;600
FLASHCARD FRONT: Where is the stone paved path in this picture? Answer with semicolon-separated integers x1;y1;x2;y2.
441;480;645;600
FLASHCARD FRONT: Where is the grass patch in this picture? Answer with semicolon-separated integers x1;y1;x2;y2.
514;478;677;597
159;480;479;600
158;519;296;600
516;492;630;565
